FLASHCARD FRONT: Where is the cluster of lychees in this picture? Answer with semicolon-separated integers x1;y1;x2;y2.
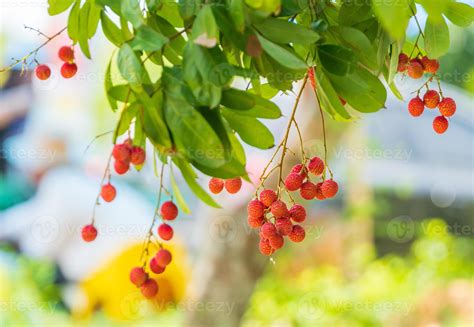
248;156;338;256
208;177;243;194
128;200;178;298
398;53;457;134
112;139;146;175
35;46;78;80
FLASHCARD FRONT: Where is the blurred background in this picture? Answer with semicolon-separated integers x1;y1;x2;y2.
0;2;473;326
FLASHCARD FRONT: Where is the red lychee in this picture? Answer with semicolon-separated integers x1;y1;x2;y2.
130;267;148;287
408;97;425;117
81;224;97;242
289;204;306;223
155;249;172;267
35;64;51;80
289;225;306;242
60;62;77;78
259;238;274;256
397;53;409;72
421;56;440;74
160;201;178;220
130;146;146;165
300;182;317;200
140;278;158;299
208;178;224;194
114;160;130;175
407;60;424;79
423;90;440;109
247;199;265;218
112;144;131;162
438;97;456;117
269;233;284;250
320;180;338;198
157;223;173;241
150;258;166;274
58;46;74;63
101;183;116;202
248;215;265;229
284;173;304;191
433;116;448;134
275;217;293;236
270;200;288;218
308;156;325;176
225;177;242;194
259;189;277;207
314;182;326;200
260;222;278;239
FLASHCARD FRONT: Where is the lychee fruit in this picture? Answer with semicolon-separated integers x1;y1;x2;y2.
270;200;288;218
160;201;178;220
157;223;173;241
289;225;306;243
259;238;274;256
308;67;316;89
140;278;158;299
155;248;172;267
289;204;306;223
421;56;439;74
300;182;317;200
320;180;338;198
35;64;51;80
114;160;130;175
284;173;304;191
112;144;131;162
248;215;265;229
208;178;224;194
58;46;74;63
269;233;284;250
60;62;77;78
130;267;148;287
81;224;97;242
408;97;425;117
247;199;265;218
225;177;242;194
397;53;409;72
150;258;166;274
308;156;325;175
423;90;440;109
260;222;277;239
407;60;424;79
259;189;277;207
314;182;326;200
130;146;146;165
290;163;307;179
101;183;116;202
275;217;293;236
433;116;448;134
438;97;456;117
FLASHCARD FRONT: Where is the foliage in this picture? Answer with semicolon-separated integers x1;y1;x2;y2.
45;0;473;205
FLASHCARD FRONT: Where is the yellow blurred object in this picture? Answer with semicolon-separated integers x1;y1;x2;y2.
73;241;188;321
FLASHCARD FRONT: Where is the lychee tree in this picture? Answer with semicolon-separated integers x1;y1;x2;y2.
1;0;473;302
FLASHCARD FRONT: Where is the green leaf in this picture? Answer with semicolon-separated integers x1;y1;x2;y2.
88;3;102;38
137;90;172;149
191;5;218;48
338;0;372;26
67;0;80;42
164;68;226;168
424;15;450;59
114;103;138;142
254;18;320;44
105;57;118;111
78;1;92;58
328;66;387;113
221;89;281;119
108;85;136;103
314;68;351;120
221;108;275;149
230;0;245;32
371;0;411;40
248;84;280;99
178;0;200;20
130;26;169;52
318;44;357;76
100;11;124;47
48;0;75;15
170;169;191;214
121;0;145;28
173;158;221;208
117;43;149;86
221;89;256;110
95;0;121;15
256;35;307;70
149;15;186;64
444;2;474;27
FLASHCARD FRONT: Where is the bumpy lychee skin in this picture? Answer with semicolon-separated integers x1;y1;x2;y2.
101;183;116;202
300;182;317;200
61;62;77;78
407;60;424;79
308;67;316;89
259;189;277;207
397;53;409;72
321;180;338;198
158;223;173;241
423;90;440;109
421;56;440;74
270;200;288;218
81;224;97;242
140;278;158;299
291;163;308;179
284;173;304;191
35;64;51;80
58;46;74;63
408;97;425;117
150;258;166;274
308;156;325;176
248;199;265;218
289;225;306;243
269;233;284;250
225;177;242;194
112;144;131;162
208;178;224;194
248;215;265;229
130;267;148;287
155;249;172;267
259;238;274;256
433;116;448;134
289;204;306;223
130;146;146;165
314;182;326;200
438;97;456;117
160;201;178;220
260;222;277;239
114;160;130;175
275;217;293;235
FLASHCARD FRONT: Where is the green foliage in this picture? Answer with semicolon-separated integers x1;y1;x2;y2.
49;0;473;205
